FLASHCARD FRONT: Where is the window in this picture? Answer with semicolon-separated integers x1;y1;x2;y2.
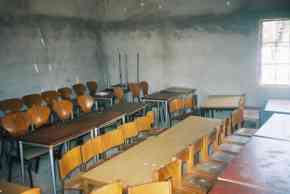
260;19;290;85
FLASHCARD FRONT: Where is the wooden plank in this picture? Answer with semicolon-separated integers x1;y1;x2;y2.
255;113;290;142
142;91;180;101
209;180;281;194
0;181;29;194
264;99;290;114
219;137;290;193
108;103;146;115
201;95;241;109
81;116;221;187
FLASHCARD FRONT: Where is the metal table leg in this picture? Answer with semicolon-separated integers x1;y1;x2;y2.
49;147;57;194
19;141;25;184
164;101;169;128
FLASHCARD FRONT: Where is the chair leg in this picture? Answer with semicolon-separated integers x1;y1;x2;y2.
8;156;14;182
35;158;40;173
28;162;34;187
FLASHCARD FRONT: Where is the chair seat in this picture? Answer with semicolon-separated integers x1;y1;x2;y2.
211;151;235;163
223;135;250;145
182;174;214;193
195;161;226;176
234;128;258;137
64;173;85;191
219;143;243;154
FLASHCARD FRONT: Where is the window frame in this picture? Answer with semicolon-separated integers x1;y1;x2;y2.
258;18;290;87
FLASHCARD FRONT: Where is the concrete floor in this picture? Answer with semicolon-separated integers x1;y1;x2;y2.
0;110;262;194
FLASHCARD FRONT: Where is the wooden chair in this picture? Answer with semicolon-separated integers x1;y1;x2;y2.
113;87;125;104
73;83;87;97
181;96;197;119
128;182;171;194
58;146;85;193
168;99;184;126
21;188;41;194
90;182;122;194
81;136;105;170
52;100;73;121
120;121;138;146
235;108;259;137
140;81;149;96
1;112;47;187
22;94;43;108
41;90;59;107
86;81;98;96
27;105;50;129
77;95;94;113
58;87;73;100
102;128;124;158
0;98;23;113
128;83;141;102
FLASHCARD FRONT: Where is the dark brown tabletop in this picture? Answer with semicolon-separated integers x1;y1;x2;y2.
209;180;282;194
20;111;123;147
162;87;196;95
219;137;290;193
108;103;146;115
142;91;180;101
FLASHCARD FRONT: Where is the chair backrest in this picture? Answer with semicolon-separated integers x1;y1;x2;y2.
154;159;182;191
169;99;183;113
21;188;41;194
52;100;73;121
90;182;123;194
146;111;155;127
57;87;73;100
81;136;104;165
58;146;82;180
183;96;196;110
86;81;98;95
102;128;124;152
113;87;124;104
73;83;87;96
1;112;30;138
22;94;43;108
140;81;149;96
231;108;242;131
121;121;138;140
41;90;59;107
128;83;141;98
224;117;231;136
27;105;51;129
217;122;226;145
128;182;171;194
0;98;23;113
77;95;94;113
135;116;151;132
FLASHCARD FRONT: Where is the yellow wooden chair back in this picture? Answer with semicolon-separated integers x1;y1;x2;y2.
102;128;124;151
27;105;50;129
183;96;196;110
169;99;183;113
231;108;242;131
113;87;124;104
21;188;41;194
58;146;82;180
154;160;182;191
135;116;148;132
121;121;138;140
89;182;123;194
81;139;96;164
128;182;171;194
146;111;155;126
77;95;94;113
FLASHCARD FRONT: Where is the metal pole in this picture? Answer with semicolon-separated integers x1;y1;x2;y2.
118;52;122;84
19;141;25;184
49;148;57;194
125;53;128;85
137;52;140;82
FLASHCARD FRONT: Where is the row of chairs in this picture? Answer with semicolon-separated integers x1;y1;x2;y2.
84;107;257;194
57;111;155;193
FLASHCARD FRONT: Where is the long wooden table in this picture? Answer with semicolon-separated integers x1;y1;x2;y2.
218;137;290;193
255;113;290;142
19;111;125;194
81;116;221;187
200;95;242;117
264;99;290;114
108;103;147;121
209;180;282;194
0;181;30;194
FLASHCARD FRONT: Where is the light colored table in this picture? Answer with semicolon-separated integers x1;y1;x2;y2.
255;113;290;142
81;116;221;187
264;99;290;114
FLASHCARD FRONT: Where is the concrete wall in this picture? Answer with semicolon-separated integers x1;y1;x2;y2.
100;12;290;107
0;16;105;99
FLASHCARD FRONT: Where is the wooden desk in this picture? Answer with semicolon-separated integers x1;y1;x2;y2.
81;116;221;187
255;113;290;142
219;137;290;193
162;87;196;95
209;180;281;194
19;111;124;194
0;181;29;194
264;99;290;114
108;103;147;121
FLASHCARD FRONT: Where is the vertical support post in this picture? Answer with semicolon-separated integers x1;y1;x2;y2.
49;147;57;194
19;141;25;184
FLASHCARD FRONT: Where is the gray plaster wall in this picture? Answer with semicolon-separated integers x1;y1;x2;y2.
0;16;105;99
100;12;290;107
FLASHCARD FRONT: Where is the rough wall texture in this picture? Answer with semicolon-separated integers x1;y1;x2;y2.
0;16;105;99
101;11;290;106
